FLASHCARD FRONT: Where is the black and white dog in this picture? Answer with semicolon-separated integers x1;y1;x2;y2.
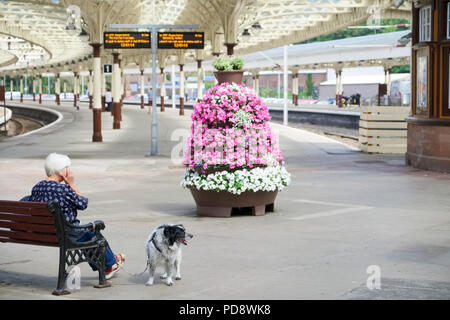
145;224;193;286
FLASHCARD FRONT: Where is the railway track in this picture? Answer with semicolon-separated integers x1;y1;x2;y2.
0;116;44;137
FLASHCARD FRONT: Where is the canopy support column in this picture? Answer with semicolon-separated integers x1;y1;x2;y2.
179;64;184;116
119;58;123;122
112;52;120;129
20;76;23;103
73;72;78;108
292;71;299;106
385;67;392;101
91;43;103;142
88;70;93;109
39;75;42;104
335;70;343;108
172;64;176;108
101;69;106;111
197;60;203;102
55;74;60;105
32;76;36;101
63;80;67;100
178;50;185;116
196;49;204;102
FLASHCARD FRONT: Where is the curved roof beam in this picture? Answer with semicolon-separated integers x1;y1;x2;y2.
0;50;19;68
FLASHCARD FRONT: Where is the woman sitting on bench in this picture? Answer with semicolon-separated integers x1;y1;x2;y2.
27;152;126;279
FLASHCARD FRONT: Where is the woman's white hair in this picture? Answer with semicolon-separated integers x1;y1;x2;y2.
45;153;71;176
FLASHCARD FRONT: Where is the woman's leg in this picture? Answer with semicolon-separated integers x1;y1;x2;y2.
104;246;116;268
77;231;116;270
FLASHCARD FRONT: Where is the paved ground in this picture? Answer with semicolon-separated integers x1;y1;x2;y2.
0;101;449;300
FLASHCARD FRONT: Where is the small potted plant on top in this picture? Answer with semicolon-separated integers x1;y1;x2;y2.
213;56;245;84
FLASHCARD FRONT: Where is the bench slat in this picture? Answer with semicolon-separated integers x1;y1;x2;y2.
0;206;52;217
0;237;59;247
0;201;48;209
0;221;56;233
0;230;58;244
0;213;55;225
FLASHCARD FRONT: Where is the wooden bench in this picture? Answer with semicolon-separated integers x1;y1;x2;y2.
0;200;111;295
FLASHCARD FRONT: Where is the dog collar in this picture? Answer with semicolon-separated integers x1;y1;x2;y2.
151;234;163;253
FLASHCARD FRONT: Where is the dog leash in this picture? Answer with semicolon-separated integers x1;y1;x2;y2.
120;259;150;277
119;232;163;276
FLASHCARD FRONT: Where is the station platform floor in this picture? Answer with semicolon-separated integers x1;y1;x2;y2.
0;100;449;300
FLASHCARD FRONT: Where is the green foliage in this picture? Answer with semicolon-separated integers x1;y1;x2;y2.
259;87;276;98
41;76;54;94
213;56;244;71
204;80;215;90
304;74;313;97
391;65;410;74
297;19;410;44
258;87;292;99
61;78;74;92
230;57;244;70
105;76;112;91
213;56;232;71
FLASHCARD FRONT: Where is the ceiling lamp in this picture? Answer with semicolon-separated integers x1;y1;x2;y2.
242;29;251;37
251;22;262;36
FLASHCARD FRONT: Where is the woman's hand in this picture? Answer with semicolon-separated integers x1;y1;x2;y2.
62;168;83;196
61;168;75;187
62;168;75;186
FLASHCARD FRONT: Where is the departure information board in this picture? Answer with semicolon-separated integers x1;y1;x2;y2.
104;32;151;49
157;32;204;49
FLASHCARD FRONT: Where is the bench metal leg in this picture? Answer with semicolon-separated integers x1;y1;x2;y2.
94;240;111;289
53;247;70;296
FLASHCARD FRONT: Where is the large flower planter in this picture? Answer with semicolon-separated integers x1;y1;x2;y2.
181;68;290;218
189;188;277;217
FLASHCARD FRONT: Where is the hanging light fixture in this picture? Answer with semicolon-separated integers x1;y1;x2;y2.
251;21;262;36
242;29;251;37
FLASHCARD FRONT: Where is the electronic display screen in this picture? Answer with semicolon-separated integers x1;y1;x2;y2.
104;32;151;49
157;32;204;49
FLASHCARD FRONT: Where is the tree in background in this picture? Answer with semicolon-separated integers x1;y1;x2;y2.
297;19;410;44
299;74;315;99
391;65;410;74
61;77;74;93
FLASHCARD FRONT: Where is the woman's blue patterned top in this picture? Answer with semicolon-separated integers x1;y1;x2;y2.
29;180;88;225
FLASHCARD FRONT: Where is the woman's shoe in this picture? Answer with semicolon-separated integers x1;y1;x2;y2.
105;263;121;280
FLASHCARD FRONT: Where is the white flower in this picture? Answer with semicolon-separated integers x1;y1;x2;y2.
181;166;291;195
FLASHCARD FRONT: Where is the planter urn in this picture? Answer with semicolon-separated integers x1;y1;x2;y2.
213;70;244;85
182;69;289;217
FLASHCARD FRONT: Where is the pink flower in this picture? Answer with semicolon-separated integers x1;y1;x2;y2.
183;82;284;169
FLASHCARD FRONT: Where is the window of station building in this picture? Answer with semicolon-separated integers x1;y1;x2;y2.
448;3;450;39
415;48;429;116
442;46;450;118
419;5;432;42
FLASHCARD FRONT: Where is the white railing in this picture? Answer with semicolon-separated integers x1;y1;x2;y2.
0;107;12;126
